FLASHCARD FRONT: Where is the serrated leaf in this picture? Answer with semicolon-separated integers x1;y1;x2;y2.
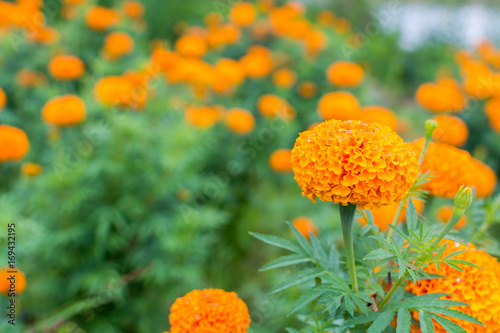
324;271;350;292
419;307;484;326
445;260;481;270
420;310;435;333
396;294;468;310
288;289;325;316
428;313;467;333
309;233;328;269
397;308;411;333
287;221;315;258
406;199;418;232
367;311;394;333
345;312;379;326
344;294;356;316
260;254;311;271
442;250;467;261
364;249;395;261
270;268;323;294
249;232;302;253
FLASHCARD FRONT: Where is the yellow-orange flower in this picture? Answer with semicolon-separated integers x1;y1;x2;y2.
213;58;246;94
85;6;120;31
175;35;207;58
240;46;274;78
269;149;292;172
0;125;29;163
272;68;297;88
257;0;274;13
0;87;6;111
229;1;257;27
485;97;500;134
206;24;241;48
316;10;336;26
292;216;318;240
21;162;42;177
317;91;359;120
415;78;466;113
168;289;250;333
407;241;500;333
226;108;255;135
432;114;469;146
297;81;317;99
94;75;147;109
292;120;419;208
42;95;86;126
185;105;221;128
0;267;26;295
48;54;85;80
436;205;467;229
257;94;295;120
303;29;327;55
16;69;47;87
460;60;498;99
103;31;135;60
358;199;424;231
471;158;497;198
356;106;397;131
122;0;144;19
327;61;364;87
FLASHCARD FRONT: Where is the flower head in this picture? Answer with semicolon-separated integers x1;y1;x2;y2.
48;55;85;80
85;6;120;31
485;97;500;134
471;158;497;198
42;95;86;126
356;106;397;131
292;216;318;240
432;114;469;146
122;0;144;19
185;105;221;128
0;87;6;111
103;31;135;60
269;149;292;172
0;267;26;295
317;91;359;120
226;108;255;135
257;94;294;120
0;125;30;163
229;1;257;27
415;78;466;113
272;68;297;88
297;81;317;99
175;35;208;58
168;288;250;333
326;61;364;87
291;120;419;208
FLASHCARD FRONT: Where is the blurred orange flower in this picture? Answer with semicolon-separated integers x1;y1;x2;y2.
240;46;274;78
358;199;424;231
0;267;26;295
317;91;359;120
175;35;207;57
269;149;292;172
327;61;364;87
230;1;257;27
85;6;120;31
272;68;297;88
226;108;255;135
21;162;42;177
0;125;29;163
16;70;47;87
257;94;294;120
356;106;397;131
297;81;317;99
292;216;318;240
415;78;466;112
48;54;84;80
42;95;86;126
0;87;6;111
185;105;221;128
485;97;500;134
122;0;144;19
103;31;135;60
432;114;469;146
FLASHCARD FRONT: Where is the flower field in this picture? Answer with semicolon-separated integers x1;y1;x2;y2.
1;0;500;332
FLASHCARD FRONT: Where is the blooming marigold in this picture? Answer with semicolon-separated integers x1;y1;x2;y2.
16;69;47;87
0;267;26;295
471;158;497;198
297;81;317;99
317;91;359;120
292;120;419;208
415;78;466;113
326;61;364;87
432;114;469;146
85;6;120;31
94;75;147;109
240;46;274;78
122;0;144;19
21;162;42;177
226;108;255;135
168;289;250;333
303;29;327;56
358;199;424;231
229;1;257;27
461;60;498;99
436;205;467;229
185;105;221;128
292;216;318;240
206;24;241;48
272;68;297;88
0;87;6;111
257;94;295;120
213;58;246;94
0;125;29;163
48;54;85;80
42;95;86;126
485;97;500;134
269;149;292;172
175;35;208;58
103;31;135;60
356;106;397;131
407;241;500;333
257;0;274;13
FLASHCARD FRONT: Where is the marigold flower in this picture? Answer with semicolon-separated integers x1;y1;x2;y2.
317;10;336;26
415;78;466;113
213;58;246;94
0;267;26;295
272;68;297;88
251;19;270;41
168;289;250;333
477;40;500;68
94;75;147;109
29;26;60;45
327;61;364;87
85;6;120;31
206;24;241;48
16;69;47;87
303;29;327;55
461;60;498;99
122;0;144;19
48;54;84;80
175;35;207;58
257;0;274;13
229;1;257;27
485;97;500;134
297;81;317;99
185;105;221;128
0;87;6;111
0;125;29;163
333;17;351;34
471;158;497;198
21;162;42;177
292;120;419;208
240;46;274;78
257;94;295;120
358;199;424;231
317;91;359;120
436;205;467;229
226;108;255;135
292;216;318;240
432;114;469;146
103;31;135;60
269;149;292;172
407;241;500;333
356;106;397;131
42;95;86;126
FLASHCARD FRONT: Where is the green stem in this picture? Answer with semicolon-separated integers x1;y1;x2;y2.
378;273;407;310
386;200;405;241
339;204;359;293
432;208;466;247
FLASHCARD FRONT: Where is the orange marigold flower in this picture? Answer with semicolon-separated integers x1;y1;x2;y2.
85;6;120;31
16;69;47;87
0;87;6;111
48;54;85;80
432;114;469;146
297;81;317;99
327;61;364;87
317;10;336;26
303;29;327;56
229;1;257;27
477;40;500;68
103;31;135;60
175;35;207;58
226;108;255;135
269;149;292;172
0;125;29;163
461;60;498;99
42;95;86;126
0;267;26;295
415;78;466;113
257;0;274;13
185;105;221;128
272;68;297;88
206;24;241;48
257;94;295;120
29;26;60;45
436;205;467;229
251;19;270;41
317;91;359;120
213;58;246;94
356;106;397;131
94;76;147;109
485;97;500;134
21;162;42;177
240;46;274;78
471;158;497;198
292;120;419;208
168;289;250;333
407;241;500;333
122;0;144;19
333;17;351;34
358;199;424;231
292;216;319;240
204;12;223;29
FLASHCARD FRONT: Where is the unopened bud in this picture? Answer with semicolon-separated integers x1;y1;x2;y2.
454;185;473;210
425;119;438;139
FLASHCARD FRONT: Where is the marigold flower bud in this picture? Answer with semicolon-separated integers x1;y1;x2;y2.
454;185;472;210
425;119;438;138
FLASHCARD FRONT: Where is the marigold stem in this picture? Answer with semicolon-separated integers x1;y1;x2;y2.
432;208;466;247
339;204;359;293
378;273;406;310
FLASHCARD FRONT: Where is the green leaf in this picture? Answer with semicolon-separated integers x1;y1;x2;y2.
441;250;467;261
396;308;411;333
345;312;379;326
364;249;395;261
309;233;328;269
249;232;302;253
428;313;467;333
287;221;315;258
419;307;484;326
323;271;350;292
288;289;325;316
445;260;481;270
259;254;311;271
406;199;418;232
397;294;469;310
420;311;435;333
344;294;356;316
270;268;323;294
367;311;394;333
